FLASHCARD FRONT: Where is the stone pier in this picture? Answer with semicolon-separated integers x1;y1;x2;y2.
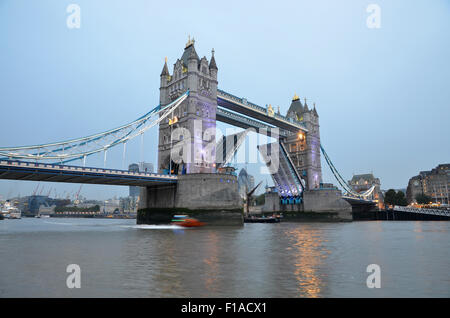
262;188;353;221
137;173;243;225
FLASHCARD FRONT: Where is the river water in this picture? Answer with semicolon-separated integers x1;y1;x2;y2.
0;218;448;297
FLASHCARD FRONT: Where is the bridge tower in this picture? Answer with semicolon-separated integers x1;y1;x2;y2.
158;38;218;174
285;94;322;190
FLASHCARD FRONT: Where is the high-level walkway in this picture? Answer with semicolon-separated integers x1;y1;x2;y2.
216;107;288;138
217;89;307;133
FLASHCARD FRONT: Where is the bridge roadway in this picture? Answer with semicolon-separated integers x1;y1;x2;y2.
217;89;308;133
257;142;304;198
0;160;177;186
342;195;377;206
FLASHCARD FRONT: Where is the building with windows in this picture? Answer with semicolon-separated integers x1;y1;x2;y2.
128;162;154;198
128;163;140;197
139;162;153;174
348;173;380;192
406;164;450;204
237;168;255;198
348;173;384;209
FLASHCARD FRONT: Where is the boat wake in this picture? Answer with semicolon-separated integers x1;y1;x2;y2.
131;224;185;230
43;221;75;226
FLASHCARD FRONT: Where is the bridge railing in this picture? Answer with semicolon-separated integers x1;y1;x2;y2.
0;160;177;180
393;205;450;217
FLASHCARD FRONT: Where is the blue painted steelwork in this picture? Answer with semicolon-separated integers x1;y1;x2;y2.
217;89;307;132
0;91;189;163
216;107;288;137
0;160;177;186
320;144;376;203
279;142;304;193
258;142;304;201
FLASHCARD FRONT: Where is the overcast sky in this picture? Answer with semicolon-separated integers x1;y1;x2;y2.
0;0;449;200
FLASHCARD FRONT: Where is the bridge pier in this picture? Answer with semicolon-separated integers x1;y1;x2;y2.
137;173;243;225
262;188;353;221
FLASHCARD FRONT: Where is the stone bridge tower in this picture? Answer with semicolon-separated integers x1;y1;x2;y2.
158;38;218;174
285;94;323;190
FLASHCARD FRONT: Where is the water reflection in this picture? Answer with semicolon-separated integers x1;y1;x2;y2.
414;221;424;239
123;230;189;297
283;226;329;297
157;233;186;297
1;219;449;297
202;231;220;295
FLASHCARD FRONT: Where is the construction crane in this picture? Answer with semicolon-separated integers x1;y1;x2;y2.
32;183;40;196
245;181;262;216
74;185;83;205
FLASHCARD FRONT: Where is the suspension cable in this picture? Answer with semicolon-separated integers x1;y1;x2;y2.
320;144;374;199
0;91;189;162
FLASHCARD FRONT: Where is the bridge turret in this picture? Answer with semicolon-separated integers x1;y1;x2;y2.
287;93;303;120
159;57;170;105
209;49;218;100
313;103;318;117
209;49;218;78
187;42;199;70
160;57;169;77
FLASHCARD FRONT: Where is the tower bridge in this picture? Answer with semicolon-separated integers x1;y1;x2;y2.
0;39;375;224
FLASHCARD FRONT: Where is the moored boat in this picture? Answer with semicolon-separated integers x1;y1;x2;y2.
244;215;280;223
8;208;22;219
1;201;22;219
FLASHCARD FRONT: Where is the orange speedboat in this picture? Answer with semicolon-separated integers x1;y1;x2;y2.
172;215;206;227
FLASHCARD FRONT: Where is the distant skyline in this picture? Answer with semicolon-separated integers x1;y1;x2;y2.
1;0;449;200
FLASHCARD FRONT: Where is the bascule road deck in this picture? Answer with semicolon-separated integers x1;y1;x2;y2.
0;160;178;186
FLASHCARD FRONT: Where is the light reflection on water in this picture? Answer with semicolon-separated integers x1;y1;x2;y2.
203;231;220;295
284;226;327;297
0;218;449;297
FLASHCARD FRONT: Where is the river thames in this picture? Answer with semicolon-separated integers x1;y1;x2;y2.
0;218;448;297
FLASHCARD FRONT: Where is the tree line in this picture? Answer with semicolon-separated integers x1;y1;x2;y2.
384;189;407;206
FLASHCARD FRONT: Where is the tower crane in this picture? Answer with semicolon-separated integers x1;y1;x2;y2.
74;185;83;205
32;183;40;196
